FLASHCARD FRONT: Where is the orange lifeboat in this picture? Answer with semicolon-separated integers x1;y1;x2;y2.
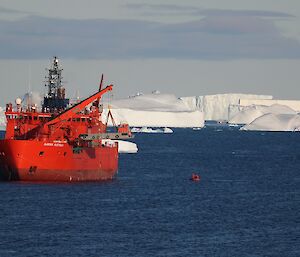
191;173;200;181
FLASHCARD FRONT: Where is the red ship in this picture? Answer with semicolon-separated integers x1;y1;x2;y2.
0;57;132;182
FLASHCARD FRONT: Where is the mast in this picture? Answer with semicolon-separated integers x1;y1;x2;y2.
42;56;69;112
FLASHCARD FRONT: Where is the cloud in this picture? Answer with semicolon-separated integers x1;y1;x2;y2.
0;6;22;14
125;4;294;18
0;10;299;60
126;3;197;15
0;6;32;15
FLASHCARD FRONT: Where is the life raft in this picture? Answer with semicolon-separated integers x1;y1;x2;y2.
191;173;200;181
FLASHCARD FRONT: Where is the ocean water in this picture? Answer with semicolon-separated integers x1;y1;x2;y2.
0;126;299;257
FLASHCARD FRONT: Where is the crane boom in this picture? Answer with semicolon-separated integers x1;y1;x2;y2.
95;74;104;107
45;85;113;127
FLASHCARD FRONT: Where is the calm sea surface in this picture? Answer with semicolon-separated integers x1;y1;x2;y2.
0;126;299;257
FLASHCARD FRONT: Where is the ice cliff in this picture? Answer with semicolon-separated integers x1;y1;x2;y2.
181;93;273;121
104;92;273;126
103;92;204;128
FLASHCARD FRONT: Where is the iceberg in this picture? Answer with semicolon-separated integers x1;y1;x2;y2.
102;108;203;128
102;139;138;153
239;99;300;112
241;113;300;132
229;104;297;125
0;107;5;131
103;92;273;126
163;127;174;133
109;92;193;112
103;92;204;128
181;93;273;121
131;127;173;133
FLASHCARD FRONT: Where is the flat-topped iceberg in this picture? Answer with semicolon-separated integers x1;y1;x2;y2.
181;93;273;121
109;92;193;112
103;92;204;128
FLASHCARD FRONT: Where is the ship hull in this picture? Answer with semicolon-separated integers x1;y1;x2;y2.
0;139;118;182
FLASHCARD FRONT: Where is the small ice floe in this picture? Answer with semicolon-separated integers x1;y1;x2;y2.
102;139;138;153
131;127;173;134
116;140;138;153
162;127;173;133
131;127;142;133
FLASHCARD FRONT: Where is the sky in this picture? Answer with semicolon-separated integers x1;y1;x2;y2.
0;0;300;105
